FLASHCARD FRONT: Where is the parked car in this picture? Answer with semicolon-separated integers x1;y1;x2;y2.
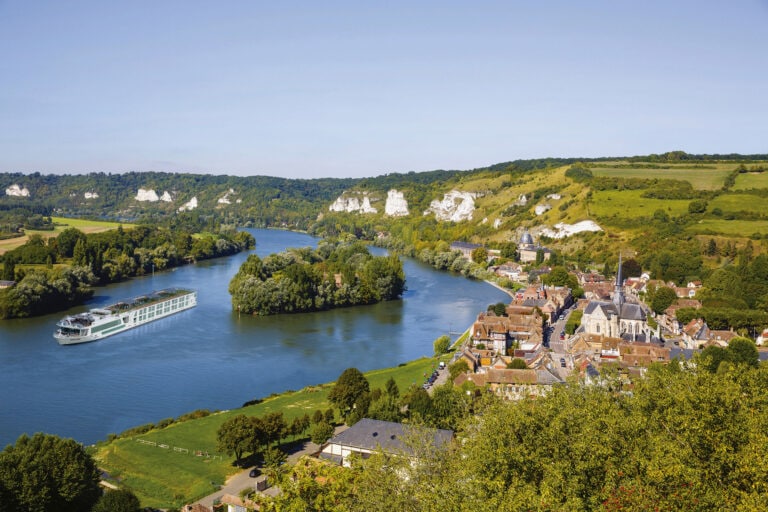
249;468;260;478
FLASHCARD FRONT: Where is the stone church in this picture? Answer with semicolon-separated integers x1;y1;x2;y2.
581;256;652;341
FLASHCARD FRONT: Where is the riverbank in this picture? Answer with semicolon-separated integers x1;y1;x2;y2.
94;355;452;509
484;278;515;298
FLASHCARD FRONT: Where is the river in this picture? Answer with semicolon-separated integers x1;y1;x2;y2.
0;229;510;446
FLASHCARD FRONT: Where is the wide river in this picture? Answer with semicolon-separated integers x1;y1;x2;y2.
0;229;509;446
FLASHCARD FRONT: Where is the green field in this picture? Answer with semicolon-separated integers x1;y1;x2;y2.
687;219;768;237
734;172;768;190
588;190;691;219
0;216;132;255
707;193;764;214
590;164;734;190
95;356;446;508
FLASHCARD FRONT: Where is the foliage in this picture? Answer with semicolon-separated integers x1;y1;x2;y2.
433;335;451;356
328;368;371;422
507;358;528;369
215;414;255;464
0;433;101;512
650;286;678;314
91;489;141;512
565;310;583;335
310;422;336;445
0;266;97;319
229;240;405;315
448;359;470;380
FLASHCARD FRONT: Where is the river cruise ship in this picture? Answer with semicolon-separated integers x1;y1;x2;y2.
53;288;197;345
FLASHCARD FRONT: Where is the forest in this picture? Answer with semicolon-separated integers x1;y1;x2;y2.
229;239;405;315
0;225;254;319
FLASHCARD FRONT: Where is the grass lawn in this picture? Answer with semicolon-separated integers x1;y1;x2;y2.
94;356;442;509
707;193;764;214
687;219;768;237
590;164;734;190
588;190;691;219
0;217;133;255
734;172;768;190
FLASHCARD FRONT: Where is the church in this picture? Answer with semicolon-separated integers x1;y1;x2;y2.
580;256;653;342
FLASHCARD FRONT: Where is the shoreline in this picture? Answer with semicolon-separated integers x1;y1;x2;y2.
484;279;515;298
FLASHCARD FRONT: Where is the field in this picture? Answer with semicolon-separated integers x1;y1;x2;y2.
94;355;446;509
734;172;768;190
588;190;691;219
687;219;768;237
0;217;131;255
707;193;764;214
590;163;735;190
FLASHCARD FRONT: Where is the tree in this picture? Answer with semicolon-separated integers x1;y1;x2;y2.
433;335;451;356
216;414;255;463
688;199;708;214
621;258;643;278
289;414;311;440
650;286;678;314
310;421;336;445
91;489;141;512
491;302;507;316
328;368;370;422
1;255;15;281
0;433;101;512
727;337;759;368
312;410;324;424
385;376;400;399
507;358;528;369
449;359;470;380
261;411;287;446
471;247;488;265
405;386;433;420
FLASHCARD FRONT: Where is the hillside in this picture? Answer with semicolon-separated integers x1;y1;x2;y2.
3;152;768;270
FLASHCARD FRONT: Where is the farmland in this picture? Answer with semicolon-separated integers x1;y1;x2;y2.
588;190;691;220
708;193;764;215
0;217;131;255
687;219;768;237
590;163;735;190
734;172;768;191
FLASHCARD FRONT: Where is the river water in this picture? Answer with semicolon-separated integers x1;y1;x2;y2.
0;229;509;446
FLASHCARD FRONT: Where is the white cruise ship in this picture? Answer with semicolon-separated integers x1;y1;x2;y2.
53;288;197;345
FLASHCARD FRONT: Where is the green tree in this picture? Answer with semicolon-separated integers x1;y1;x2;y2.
727;336;759;368
507;358;528;369
448;359;470;380
433;335;451;356
688;199;708;214
91;489;141;512
1;255;15;281
0;433;101;512
471;247;488;265
650;286;678;314
216;414;255;464
491;302;507;316
260;411;287;447
310;421;336;445
328;368;370;422
385;376;400;399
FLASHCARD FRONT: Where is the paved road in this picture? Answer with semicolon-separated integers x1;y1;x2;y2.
192;425;348;508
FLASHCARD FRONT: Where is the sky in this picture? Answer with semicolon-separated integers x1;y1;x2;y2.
1;1;766;179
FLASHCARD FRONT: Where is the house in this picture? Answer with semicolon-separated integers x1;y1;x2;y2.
471;306;544;353
453;368;563;400
218;494;259;512
661;299;702;334
319;418;453;467
450;241;483;260
619;342;671;366
682;318;710;349
674;286;697;298
577;271;606;285
495;262;523;280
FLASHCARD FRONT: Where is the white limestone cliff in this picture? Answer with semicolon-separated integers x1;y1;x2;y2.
534;204;552;216
160;191;173;202
84;191;99;199
5;184;30;197
384;189;409;217
424;190;476;222
539;220;603;239
218;188;236;205
178;197;198;212
135;188;160;202
329;192;377;214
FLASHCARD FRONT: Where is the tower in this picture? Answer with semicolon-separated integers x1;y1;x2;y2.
612;253;625;307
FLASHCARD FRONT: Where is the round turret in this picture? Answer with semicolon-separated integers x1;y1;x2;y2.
520;231;534;247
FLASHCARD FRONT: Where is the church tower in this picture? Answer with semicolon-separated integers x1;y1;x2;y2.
612;253;625;307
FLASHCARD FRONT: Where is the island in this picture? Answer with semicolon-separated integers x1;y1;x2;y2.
229;239;405;315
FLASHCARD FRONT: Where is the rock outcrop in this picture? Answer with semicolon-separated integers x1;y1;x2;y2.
84;191;99;199
424;190;476;222
534;204;552;216
384;189;409;217
218;188;240;205
329;192;377;214
540;220;603;239
135;188;160;202
178;197;198;212
5;184;30;197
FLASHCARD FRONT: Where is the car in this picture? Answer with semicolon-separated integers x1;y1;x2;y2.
560;358;566;368
249;468;260;478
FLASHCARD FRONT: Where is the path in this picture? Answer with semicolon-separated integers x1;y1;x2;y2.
192;425;348;508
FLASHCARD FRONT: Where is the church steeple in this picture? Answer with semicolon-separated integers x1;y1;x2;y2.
613;253;625;306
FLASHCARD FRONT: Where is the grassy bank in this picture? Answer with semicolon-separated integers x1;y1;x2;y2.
0;217;133;255
94;356;447;509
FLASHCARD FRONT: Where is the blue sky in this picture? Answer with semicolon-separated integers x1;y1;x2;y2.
1;1;766;179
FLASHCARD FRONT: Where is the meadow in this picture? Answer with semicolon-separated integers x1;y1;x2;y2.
590;163;734;190
94;355;446;508
0;217;131;255
588;190;691;219
707;193;764;214
687;219;768;237
733;172;768;191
